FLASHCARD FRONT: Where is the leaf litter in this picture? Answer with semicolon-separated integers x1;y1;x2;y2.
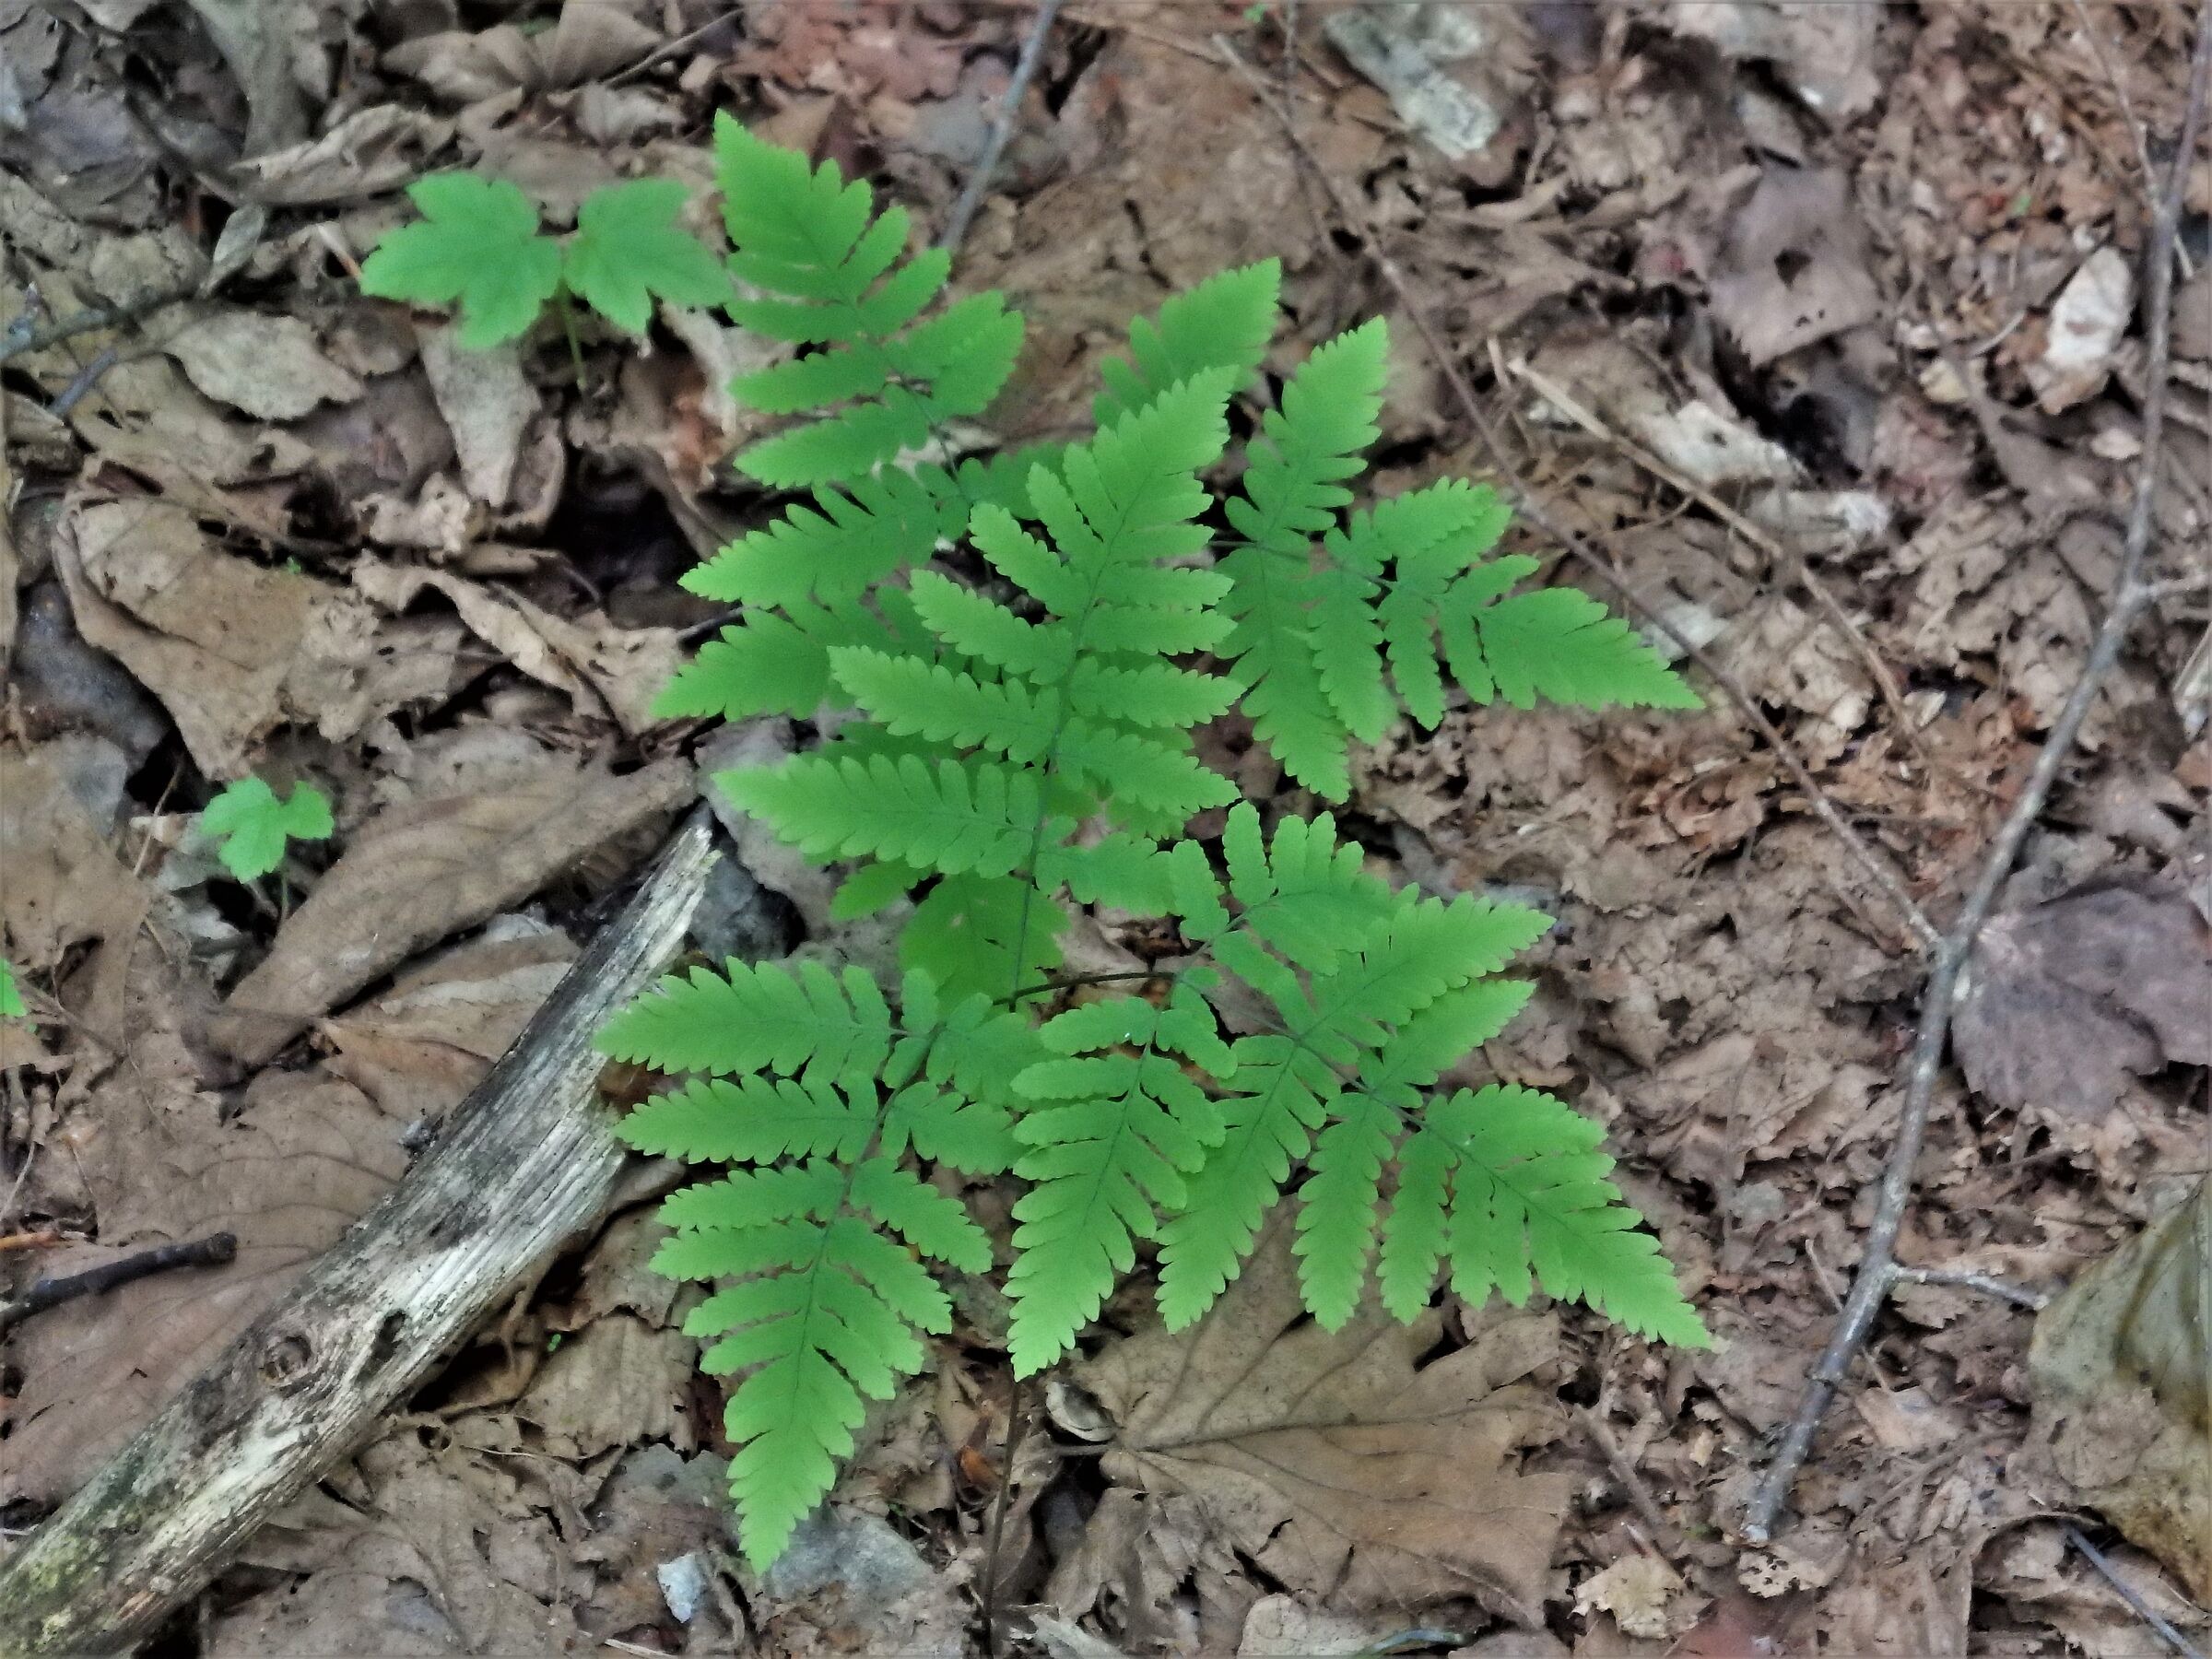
3;1;2209;1653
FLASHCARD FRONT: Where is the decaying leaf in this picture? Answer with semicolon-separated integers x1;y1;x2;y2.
318;918;578;1123
161;309;364;422
206;1432;591;1653
211;755;691;1065
2028;1178;2211;1603
1953;877;2212;1118
0;1065;407;1505
353;561;681;735
57;500;465;777
1075;1221;1569;1623
1709;167;1880;366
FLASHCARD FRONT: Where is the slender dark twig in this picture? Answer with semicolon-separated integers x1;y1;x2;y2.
1741;0;2212;1543
2064;1526;2207;1659
977;1373;1032;1658
1212;35;1939;952
0;1232;238;1335
940;0;1065;254
0;276;200;367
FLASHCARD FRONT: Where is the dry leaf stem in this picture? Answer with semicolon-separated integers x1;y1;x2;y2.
1213;34;1940;951
1741;0;2211;1543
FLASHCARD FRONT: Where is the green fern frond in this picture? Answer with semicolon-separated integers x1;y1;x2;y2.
1006;984;1230;1374
1094;259;1281;427
1155;890;1551;1327
724;754;1058;879
605;960;1019;1570
901;872;1066;1004
1217;320;1389;798
1444;587;1703;712
681;470;957;611
713;114;1022;489
1390;1086;1708;1345
597;959;892;1084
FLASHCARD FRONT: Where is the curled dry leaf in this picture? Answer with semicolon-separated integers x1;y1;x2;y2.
57;500;466;778
2028;1178;2211;1603
211;754;690;1065
0;738;151;1036
1953;876;2212;1118
417;324;540;507
1074;1220;1570;1624
353;560;681;735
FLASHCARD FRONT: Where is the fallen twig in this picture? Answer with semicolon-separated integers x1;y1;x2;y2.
0;276;200;367
1889;1263;2048;1311
2064;1525;2207;1659
0;811;717;1654
940;0;1065;254
0;1232;236;1335
1740;1;2212;1544
1212;35;1940;952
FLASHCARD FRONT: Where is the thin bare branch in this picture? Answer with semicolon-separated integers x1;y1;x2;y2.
940;0;1065;255
1211;34;1940;953
2065;1526;2207;1659
1741;0;2212;1544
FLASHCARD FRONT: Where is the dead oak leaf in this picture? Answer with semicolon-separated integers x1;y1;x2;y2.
1074;1221;1569;1624
1953;877;2212;1118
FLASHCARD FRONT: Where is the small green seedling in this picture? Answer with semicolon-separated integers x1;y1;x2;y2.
359;173;729;347
0;959;24;1019
202;779;334;883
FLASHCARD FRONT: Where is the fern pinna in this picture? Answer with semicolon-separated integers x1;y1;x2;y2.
589;119;1709;1570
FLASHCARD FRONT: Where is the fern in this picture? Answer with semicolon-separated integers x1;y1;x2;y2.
599;964;1034;1568
545;124;1713;1570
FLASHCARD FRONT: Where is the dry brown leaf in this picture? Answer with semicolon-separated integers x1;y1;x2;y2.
1573;1554;1701;1641
1075;1221;1569;1623
232;103;455;206
0;738;153;1037
1043;1488;1253;1654
212;755;690;1065
1709;168;1879;366
2028;1179;2211;1603
386;1;660;101
515;1312;697;1462
416;324;540;507
57;499;465;777
318;918;578;1123
206;1431;591;1654
0;1065;406;1505
353;560;681;735
1953;877;2212;1119
162;309;364;422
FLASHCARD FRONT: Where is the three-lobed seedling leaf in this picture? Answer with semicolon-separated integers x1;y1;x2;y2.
368;119;1711;1571
361;173;732;345
202;778;334;882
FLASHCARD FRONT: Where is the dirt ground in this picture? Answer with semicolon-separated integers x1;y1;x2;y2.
3;1;2209;1654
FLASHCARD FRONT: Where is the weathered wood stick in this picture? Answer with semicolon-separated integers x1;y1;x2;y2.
0;812;716;1655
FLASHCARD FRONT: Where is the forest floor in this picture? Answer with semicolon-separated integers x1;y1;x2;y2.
3;1;2209;1654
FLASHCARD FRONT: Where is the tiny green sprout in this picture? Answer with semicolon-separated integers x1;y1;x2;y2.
203;778;335;883
1243;1;1268;21
0;959;25;1019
